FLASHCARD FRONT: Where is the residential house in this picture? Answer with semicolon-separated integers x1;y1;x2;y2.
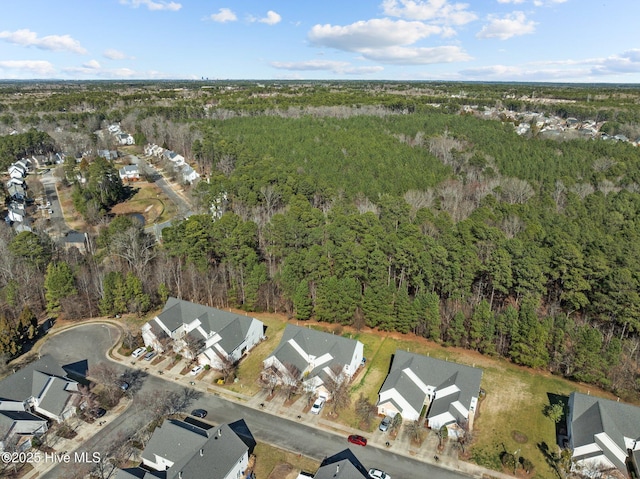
8;164;26;179
0;355;79;450
141;298;265;369
312;449;369;479
7;183;27;201
181;164;199;183
0;355;79;423
262;324;364;399
7;177;25;188
63;231;89;254
376;350;483;432
115;418;255;479
164;150;185;166
14;159;31;172
118;133;135;145
567;392;640;474
119;164;140;181
97;150;118;161
0;411;48;452
7;203;25;223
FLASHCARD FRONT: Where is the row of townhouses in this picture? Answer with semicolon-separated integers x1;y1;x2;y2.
141;297;640;477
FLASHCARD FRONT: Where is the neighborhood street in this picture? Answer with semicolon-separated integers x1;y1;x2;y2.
37;323;487;479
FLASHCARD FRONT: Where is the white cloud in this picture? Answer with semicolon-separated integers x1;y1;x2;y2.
309;19;444;51
0;29;87;54
270;59;384;75
119;0;181;11
476;11;536;39
0;60;55;76
259;11;282;25
103;49;134;60
381;0;477;25
497;0;525;3
458;49;640;82
533;0;567;5
359;45;472;64
83;60;101;69
209;8;237;23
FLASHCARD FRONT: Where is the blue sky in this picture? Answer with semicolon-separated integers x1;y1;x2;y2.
1;0;639;82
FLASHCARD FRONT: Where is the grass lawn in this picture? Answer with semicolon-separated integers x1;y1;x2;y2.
252;442;319;479
223;313;289;395
110;181;177;224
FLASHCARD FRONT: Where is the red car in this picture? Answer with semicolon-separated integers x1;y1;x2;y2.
348;434;367;446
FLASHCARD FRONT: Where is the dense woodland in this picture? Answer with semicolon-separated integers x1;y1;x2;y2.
1;80;640;401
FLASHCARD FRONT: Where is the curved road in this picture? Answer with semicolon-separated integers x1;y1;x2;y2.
40;324;474;479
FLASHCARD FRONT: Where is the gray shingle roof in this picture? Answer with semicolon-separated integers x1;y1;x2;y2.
379;350;482;424
569;392;640;451
142;419;249;479
155;298;257;354
37;376;77;417
0;355;69;402
268;324;361;379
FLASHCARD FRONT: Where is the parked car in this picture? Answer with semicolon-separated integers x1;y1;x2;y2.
120;381;130;391
378;415;391;432
190;365;204;376
131;347;146;358
347;434;367;446
93;408;106;418
310;397;326;415
144;351;156;361
368;469;391;479
191;409;208;418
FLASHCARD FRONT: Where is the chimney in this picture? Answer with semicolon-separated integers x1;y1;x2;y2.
217;428;222;437
200;448;204;457
178;472;183;479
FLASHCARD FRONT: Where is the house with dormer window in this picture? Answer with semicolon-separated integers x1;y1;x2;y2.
262;325;363;399
376;350;482;432
142;298;264;369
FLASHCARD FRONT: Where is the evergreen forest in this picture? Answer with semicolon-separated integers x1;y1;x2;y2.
0;80;639;401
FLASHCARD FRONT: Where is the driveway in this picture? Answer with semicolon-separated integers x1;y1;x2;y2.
38;323;478;479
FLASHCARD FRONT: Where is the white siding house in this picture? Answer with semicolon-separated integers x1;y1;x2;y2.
142;298;264;369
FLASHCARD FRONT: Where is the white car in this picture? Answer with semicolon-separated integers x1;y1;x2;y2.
310;397;326;414
190;365;204;376
131;347;146;358
368;469;391;479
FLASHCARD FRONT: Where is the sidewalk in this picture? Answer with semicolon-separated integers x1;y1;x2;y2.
22;320;514;479
110;346;514;479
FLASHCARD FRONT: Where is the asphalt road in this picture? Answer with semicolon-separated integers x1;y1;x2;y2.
39;170;66;238
40;324;472;479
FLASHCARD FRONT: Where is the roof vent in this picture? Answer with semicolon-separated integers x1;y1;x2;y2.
200;448;204;456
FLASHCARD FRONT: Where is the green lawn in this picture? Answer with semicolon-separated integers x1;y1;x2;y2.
224;313;288;395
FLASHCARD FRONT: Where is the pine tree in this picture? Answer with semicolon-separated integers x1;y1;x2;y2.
44;262;77;313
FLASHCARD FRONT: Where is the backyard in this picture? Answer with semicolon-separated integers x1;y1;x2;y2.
212;313;619;479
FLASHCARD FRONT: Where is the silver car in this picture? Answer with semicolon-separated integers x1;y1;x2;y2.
379;415;392;432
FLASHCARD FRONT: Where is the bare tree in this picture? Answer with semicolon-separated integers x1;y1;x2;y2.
138;387;202;425
355;393;378;428
498;177;535;204
218;356;239;384
109;224;157;278
280;363;301;400
258;367;280;397
88;362;121;406
183;334;204;361
405;420;425;444
324;364;351;414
